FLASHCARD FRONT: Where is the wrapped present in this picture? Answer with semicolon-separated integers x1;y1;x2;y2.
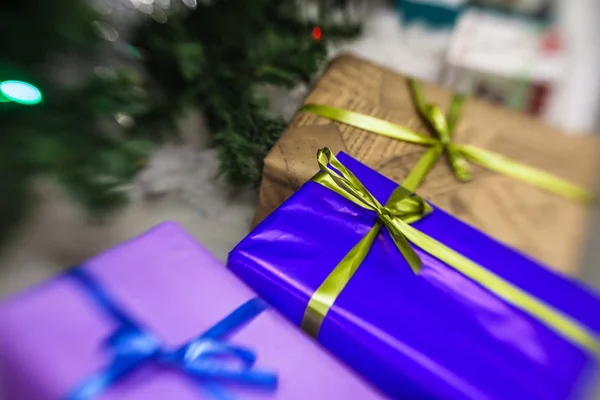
253;54;599;274
0;222;384;400
231;149;600;400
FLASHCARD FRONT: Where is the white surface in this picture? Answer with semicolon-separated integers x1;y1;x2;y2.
333;9;452;82
0;147;257;297
549;0;600;133
447;10;562;82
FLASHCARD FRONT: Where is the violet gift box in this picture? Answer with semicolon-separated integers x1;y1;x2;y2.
228;152;600;400
0;222;385;400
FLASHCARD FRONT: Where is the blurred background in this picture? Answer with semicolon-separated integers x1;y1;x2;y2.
0;0;599;298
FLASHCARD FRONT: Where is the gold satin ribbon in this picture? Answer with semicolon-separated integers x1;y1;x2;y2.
300;80;593;202
301;148;600;355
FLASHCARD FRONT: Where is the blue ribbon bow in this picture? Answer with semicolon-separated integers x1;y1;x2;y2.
66;267;278;400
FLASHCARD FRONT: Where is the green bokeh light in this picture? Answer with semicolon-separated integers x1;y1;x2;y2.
0;80;42;105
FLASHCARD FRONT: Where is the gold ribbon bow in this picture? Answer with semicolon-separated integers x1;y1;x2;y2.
301;148;600;355
301;79;593;202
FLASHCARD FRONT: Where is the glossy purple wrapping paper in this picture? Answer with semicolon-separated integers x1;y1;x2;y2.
228;152;600;400
0;222;384;400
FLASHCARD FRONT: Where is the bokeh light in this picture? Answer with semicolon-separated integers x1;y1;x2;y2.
0;80;42;105
312;27;322;41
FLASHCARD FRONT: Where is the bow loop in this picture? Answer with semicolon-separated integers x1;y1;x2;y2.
107;327;161;359
317;148;383;212
387;196;432;224
181;339;257;368
421;103;451;144
175;339;277;389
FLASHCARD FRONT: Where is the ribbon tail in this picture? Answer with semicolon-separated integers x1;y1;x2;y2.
383;219;423;274
445;143;472;182
396;219;600;354
66;373;109;400
446;93;466;135
301;222;382;339
301;104;437;146
408;79;427;113
199;298;269;341
66;348;155;400
401;145;444;192
457;144;594;202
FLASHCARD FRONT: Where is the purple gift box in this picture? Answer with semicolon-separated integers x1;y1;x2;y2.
0;222;385;400
228;152;600;400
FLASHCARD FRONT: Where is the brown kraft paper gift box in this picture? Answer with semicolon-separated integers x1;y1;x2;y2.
253;54;599;275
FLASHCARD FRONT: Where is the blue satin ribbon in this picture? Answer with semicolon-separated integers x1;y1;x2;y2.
65;267;278;400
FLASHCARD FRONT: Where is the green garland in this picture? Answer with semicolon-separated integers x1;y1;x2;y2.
133;0;360;185
0;0;360;246
0;1;154;243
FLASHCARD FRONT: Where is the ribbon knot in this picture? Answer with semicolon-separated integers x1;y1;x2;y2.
314;148;432;277
375;206;391;220
408;80;472;183
66;268;277;400
420;103;450;143
106;327;161;370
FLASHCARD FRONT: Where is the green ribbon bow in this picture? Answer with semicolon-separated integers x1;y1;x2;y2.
300;79;593;202
301;148;600;355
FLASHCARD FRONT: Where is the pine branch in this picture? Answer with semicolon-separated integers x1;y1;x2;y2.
135;0;361;187
0;0;362;248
